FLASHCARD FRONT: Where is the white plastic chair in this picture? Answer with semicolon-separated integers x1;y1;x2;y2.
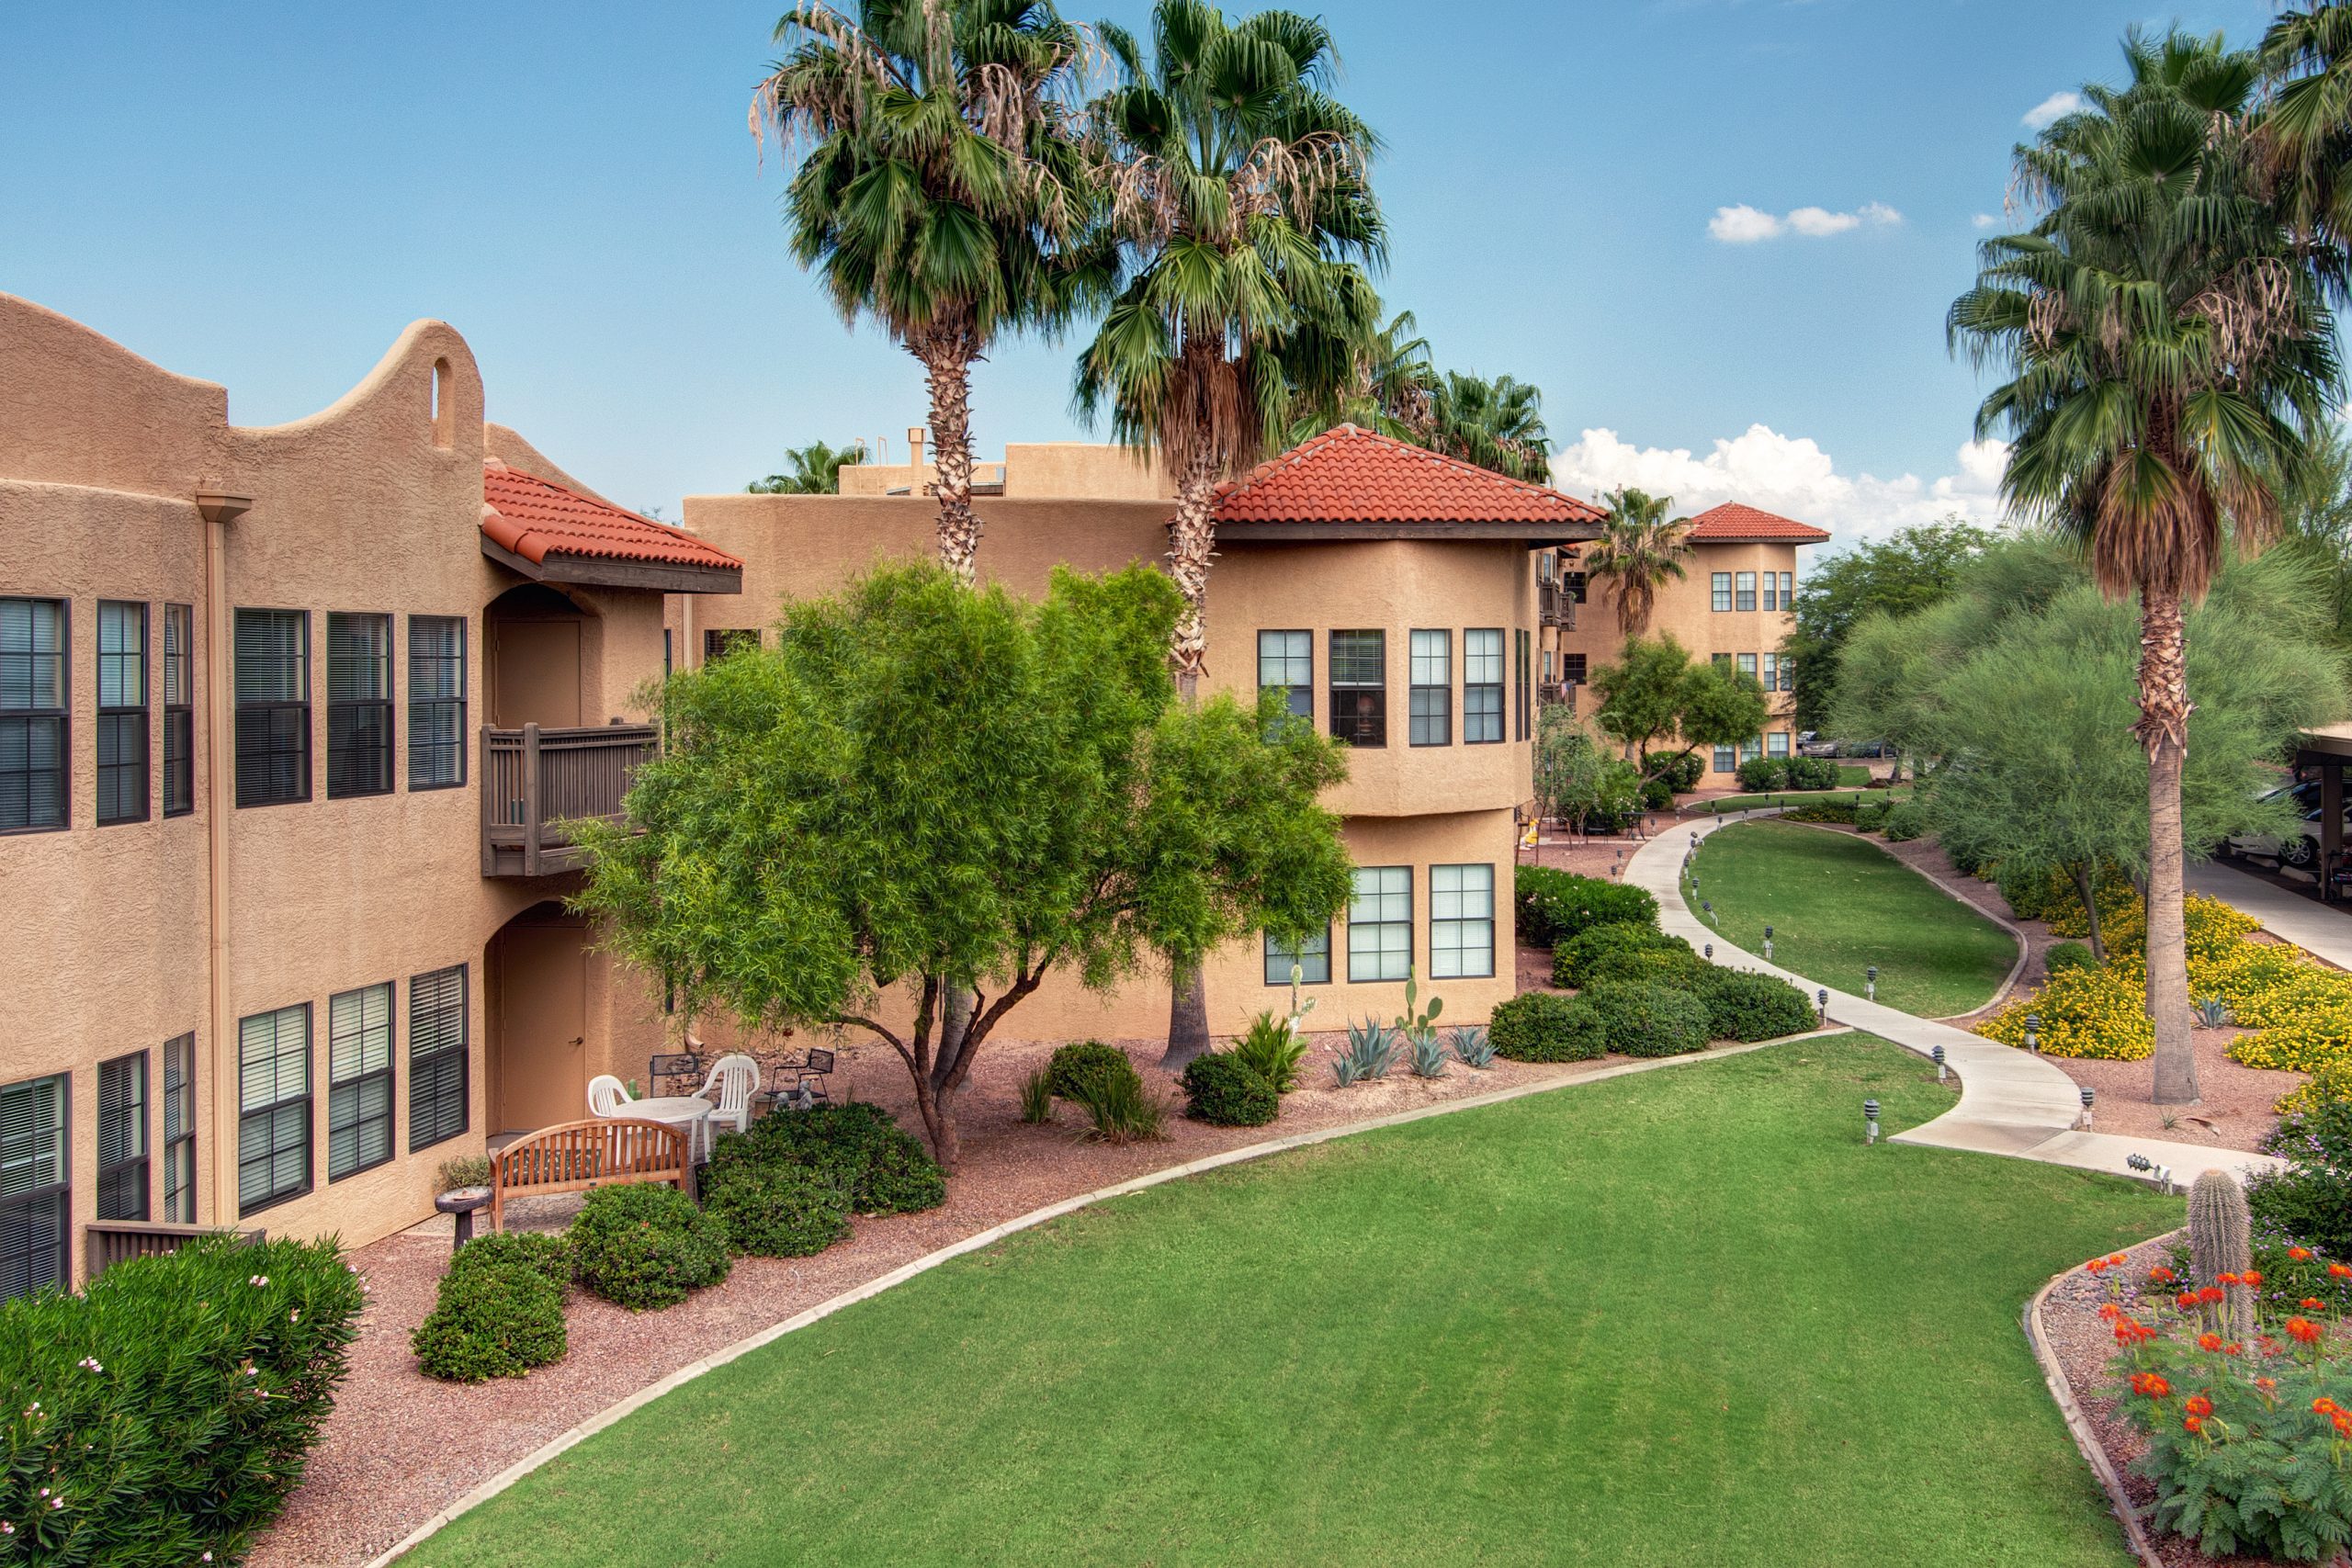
587;1074;632;1118
695;1053;762;1144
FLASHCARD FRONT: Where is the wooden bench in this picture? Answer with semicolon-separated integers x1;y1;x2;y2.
489;1117;693;1233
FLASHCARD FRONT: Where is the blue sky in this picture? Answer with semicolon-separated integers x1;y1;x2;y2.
0;0;2278;540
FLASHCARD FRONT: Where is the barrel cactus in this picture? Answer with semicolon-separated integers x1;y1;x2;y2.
2188;1168;2254;1332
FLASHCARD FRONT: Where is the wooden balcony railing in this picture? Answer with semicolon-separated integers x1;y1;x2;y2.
481;722;659;877
1539;581;1576;629
86;1221;266;1281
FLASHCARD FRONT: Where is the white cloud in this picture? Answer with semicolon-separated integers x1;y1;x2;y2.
1708;201;1902;243
2022;90;2083;130
1973;212;1998;229
1550;424;2013;549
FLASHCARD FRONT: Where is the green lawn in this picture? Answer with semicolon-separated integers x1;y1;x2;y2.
416;1036;2168;1568
1699;786;1907;815
1838;761;1878;786
1685;819;2017;1016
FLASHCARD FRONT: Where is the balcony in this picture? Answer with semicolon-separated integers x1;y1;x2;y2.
1539;581;1576;629
481;722;658;876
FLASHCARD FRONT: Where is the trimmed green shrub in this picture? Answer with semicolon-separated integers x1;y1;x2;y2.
1579;944;1709;988
1582;980;1713;1057
1640;776;1673;811
569;1182;732;1311
701;1160;852;1257
447;1230;571;1291
1515;866;1658;947
1656;750;1705;793
1044;1041;1140;1105
1180;1053;1278;1126
1852;802;1888;833
1783;756;1840;791
1487;991;1608;1063
1552;921;1680;987
1736;757;1787;791
707;1101;945;1215
1228;1012;1306;1093
0;1234;364;1566
1883;801;1927;840
413;1260;566;1383
1780;798;1859;824
2043;941;2098;976
1695;969;1816;1042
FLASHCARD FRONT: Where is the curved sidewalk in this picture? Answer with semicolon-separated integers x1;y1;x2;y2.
1629;815;2279;1187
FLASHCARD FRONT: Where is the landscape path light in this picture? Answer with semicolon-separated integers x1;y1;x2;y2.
1931;1043;1947;1082
1863;1097;1882;1145
1816;987;1828;1022
1762;924;1774;963
1865;964;1878;1002
2079;1085;2095;1128
1703;942;1713;959
2025;1013;2041;1054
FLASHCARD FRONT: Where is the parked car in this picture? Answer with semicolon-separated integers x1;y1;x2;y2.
1796;731;1838;758
2226;781;2340;865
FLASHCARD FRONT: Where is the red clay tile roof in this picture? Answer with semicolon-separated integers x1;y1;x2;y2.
1211;424;1608;526
481;459;741;570
1682;502;1830;544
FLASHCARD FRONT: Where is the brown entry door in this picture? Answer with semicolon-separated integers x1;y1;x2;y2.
493;918;589;1133
491;618;582;729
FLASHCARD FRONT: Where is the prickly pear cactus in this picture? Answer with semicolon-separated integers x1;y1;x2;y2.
2188;1168;2254;1332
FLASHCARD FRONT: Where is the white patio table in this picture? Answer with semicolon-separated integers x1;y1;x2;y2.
620;1095;717;1163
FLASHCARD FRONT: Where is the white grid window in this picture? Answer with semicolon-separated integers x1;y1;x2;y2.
327;983;393;1180
1265;927;1331;986
1736;572;1757;612
1348;866;1412;982
1768;732;1790;758
238;1003;311;1213
1710;573;1731;613
1464;629;1504;744
1740;735;1763;762
1736;653;1757;680
1713;744;1737;773
1408;630;1451;747
1430;864;1495;979
1258;630;1312;721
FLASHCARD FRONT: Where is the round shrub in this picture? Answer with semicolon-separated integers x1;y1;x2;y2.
701;1160;852;1258
1851;802;1887;833
1487;991;1607;1063
1582;980;1713;1058
1779;797;1858;824
1044;1040;1140;1105
1180;1053;1278;1126
1657;750;1705;793
1695;969;1816;1042
1515;866;1659;947
1735;757;1787;792
707;1101;945;1215
1579;944;1708;988
1552;921;1679;987
1883;801;1927;840
447;1230;572;1291
1783;756;1840;791
1640;776;1672;811
413;1261;566;1382
568;1182;732;1311
2043;941;2098;976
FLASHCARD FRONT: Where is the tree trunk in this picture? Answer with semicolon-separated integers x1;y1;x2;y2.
914;320;982;584
2137;587;2199;1105
1161;962;1210;1072
1159;448;1222;1070
908;1066;961;1173
2072;862;2107;964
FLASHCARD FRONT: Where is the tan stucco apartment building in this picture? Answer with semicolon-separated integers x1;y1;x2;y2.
674;424;1604;1042
0;296;741;1293
1538;502;1831;773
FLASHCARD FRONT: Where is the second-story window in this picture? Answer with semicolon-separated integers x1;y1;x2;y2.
327;613;392;799
1329;631;1385;747
408;615;466;789
96;1050;148;1220
704;628;759;662
1464;628;1504;744
1516;629;1532;740
1566;571;1588;604
1761;652;1779;692
162;1032;196;1224
1779;571;1793;608
1762;573;1779;612
96;601;148;826
1408;629;1450;746
1564;653;1588;684
0;597;68;834
1736;653;1758;681
1736;571;1758;612
234;609;309;807
1710;572;1731;613
163;604;193;817
1257;630;1311;721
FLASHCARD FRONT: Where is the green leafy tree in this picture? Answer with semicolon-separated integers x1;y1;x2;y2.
1836;541;2341;960
2272;423;2352;650
752;0;1101;581
1583;489;1692;637
1589;634;1770;773
1534;705;1642;831
1784;518;1997;730
571;563;1352;1168
1947;28;2341;1102
749;438;867;494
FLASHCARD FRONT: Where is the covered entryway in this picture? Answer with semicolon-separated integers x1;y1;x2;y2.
487;583;586;729
487;902;589;1134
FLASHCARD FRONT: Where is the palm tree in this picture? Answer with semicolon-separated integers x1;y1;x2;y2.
1076;0;1383;1066
1950;28;2340;1104
752;0;1101;581
1582;488;1692;637
1430;371;1550;482
1280;301;1434;446
749;438;867;493
2256;4;2352;307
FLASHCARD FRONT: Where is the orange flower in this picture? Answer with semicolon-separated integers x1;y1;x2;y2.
2331;1262;2352;1279
2289;1247;2312;1261
2086;1258;2109;1275
2187;1393;2214;1417
2218;1272;2242;1286
2225;1342;2245;1357
2287;1317;2324;1345
2184;1415;2205;1433
2316;1398;2341;1416
2199;1333;2224;1351
2335;1413;2352;1438
2256;1377;2278;1393
2109;1252;2130;1266
2131;1372;2172;1399
2199;1286;2227;1304
2097;1302;2123;1322
2177;1291;2200;1312
2113;1319;2157;1347
2147;1266;2177;1285
2302;1298;2326;1311
2242;1270;2263;1288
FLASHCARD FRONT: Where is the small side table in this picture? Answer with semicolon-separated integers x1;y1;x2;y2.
435;1185;493;1252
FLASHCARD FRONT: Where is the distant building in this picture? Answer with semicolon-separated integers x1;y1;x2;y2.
1537;502;1830;772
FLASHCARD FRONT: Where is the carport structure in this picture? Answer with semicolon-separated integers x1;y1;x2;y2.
2294;722;2352;900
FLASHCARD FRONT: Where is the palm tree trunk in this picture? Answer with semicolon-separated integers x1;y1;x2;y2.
913;319;982;584
1160;446;1222;1070
2137;587;2199;1105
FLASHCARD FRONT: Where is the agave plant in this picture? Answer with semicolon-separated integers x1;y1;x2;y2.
1447;1024;1496;1069
1407;1029;1448;1078
2193;996;2233;1030
1332;1017;1399;1087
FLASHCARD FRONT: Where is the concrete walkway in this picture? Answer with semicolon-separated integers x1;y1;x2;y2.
2188;857;2352;970
1629;813;2280;1187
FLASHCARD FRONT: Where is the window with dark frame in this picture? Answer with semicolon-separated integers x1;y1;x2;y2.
1760;652;1778;692
704;627;759;662
96;601;149;826
407;615;465;789
1762;573;1778;612
1263;926;1331;986
1515;629;1532;740
1328;631;1385;747
1464;628;1504;744
1408;629;1451;746
409;965;469;1152
1779;571;1793;609
1713;742;1737;773
237;1003;311;1213
1768;731;1791;759
326;613;392;799
1736;652;1758;681
1564;652;1588;684
1736;571;1757;612
0;1073;68;1302
1347;865;1412;982
1710;572;1731;613
1430;863;1496;979
1780;657;1794;693
1566;570;1588;604
234;609;309;807
96;1051;148;1221
163;604;193;817
162;1032;195;1224
0;597;68;834
327;983;393;1180
1257;630;1312;721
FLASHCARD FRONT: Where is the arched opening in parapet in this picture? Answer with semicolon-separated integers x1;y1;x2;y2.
431;357;454;449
